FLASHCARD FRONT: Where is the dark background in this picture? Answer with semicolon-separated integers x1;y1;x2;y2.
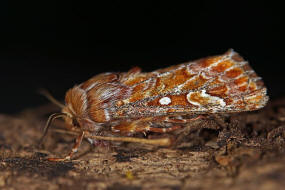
0;1;284;113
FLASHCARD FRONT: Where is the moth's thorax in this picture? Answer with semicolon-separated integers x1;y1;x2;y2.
63;73;133;125
63;86;106;125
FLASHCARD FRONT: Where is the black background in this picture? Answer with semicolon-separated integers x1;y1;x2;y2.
0;1;284;113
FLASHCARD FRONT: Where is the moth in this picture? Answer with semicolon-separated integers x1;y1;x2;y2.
40;49;268;161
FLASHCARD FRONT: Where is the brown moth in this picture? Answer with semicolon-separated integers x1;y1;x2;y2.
40;49;268;161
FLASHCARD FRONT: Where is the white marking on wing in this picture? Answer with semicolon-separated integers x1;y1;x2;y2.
159;97;172;105
187;89;226;107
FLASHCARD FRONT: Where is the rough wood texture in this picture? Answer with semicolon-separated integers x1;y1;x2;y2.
1;99;285;190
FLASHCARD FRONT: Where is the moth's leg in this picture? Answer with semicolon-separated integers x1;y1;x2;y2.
48;131;85;161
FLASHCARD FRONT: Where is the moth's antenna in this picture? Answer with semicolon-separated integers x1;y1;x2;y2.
38;89;65;109
38;113;68;146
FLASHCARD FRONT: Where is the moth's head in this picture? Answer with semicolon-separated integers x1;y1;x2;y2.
38;106;86;146
61;105;81;130
38;89;82;145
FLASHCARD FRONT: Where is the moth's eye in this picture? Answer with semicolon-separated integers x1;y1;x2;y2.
72;118;80;127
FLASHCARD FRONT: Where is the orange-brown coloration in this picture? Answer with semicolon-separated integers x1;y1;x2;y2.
208;78;223;87
187;92;210;106
146;97;162;106
249;82;257;91
224;98;233;105
238;85;248;92
172;67;193;84
248;95;263;104
235;100;246;109
63;49;268;122
89;109;107;123
207;85;228;97
43;49;269;161
200;56;223;68
155;68;192;94
154;78;165;94
115;100;124;107
232;53;244;62
226;68;243;78
147;94;190;107
64;87;87;118
234;76;249;86
169;95;189;106
181;74;208;90
128;83;147;102
123;75;148;86
212;60;233;72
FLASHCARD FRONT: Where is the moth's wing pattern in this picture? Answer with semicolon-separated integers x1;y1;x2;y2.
114;49;268;118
